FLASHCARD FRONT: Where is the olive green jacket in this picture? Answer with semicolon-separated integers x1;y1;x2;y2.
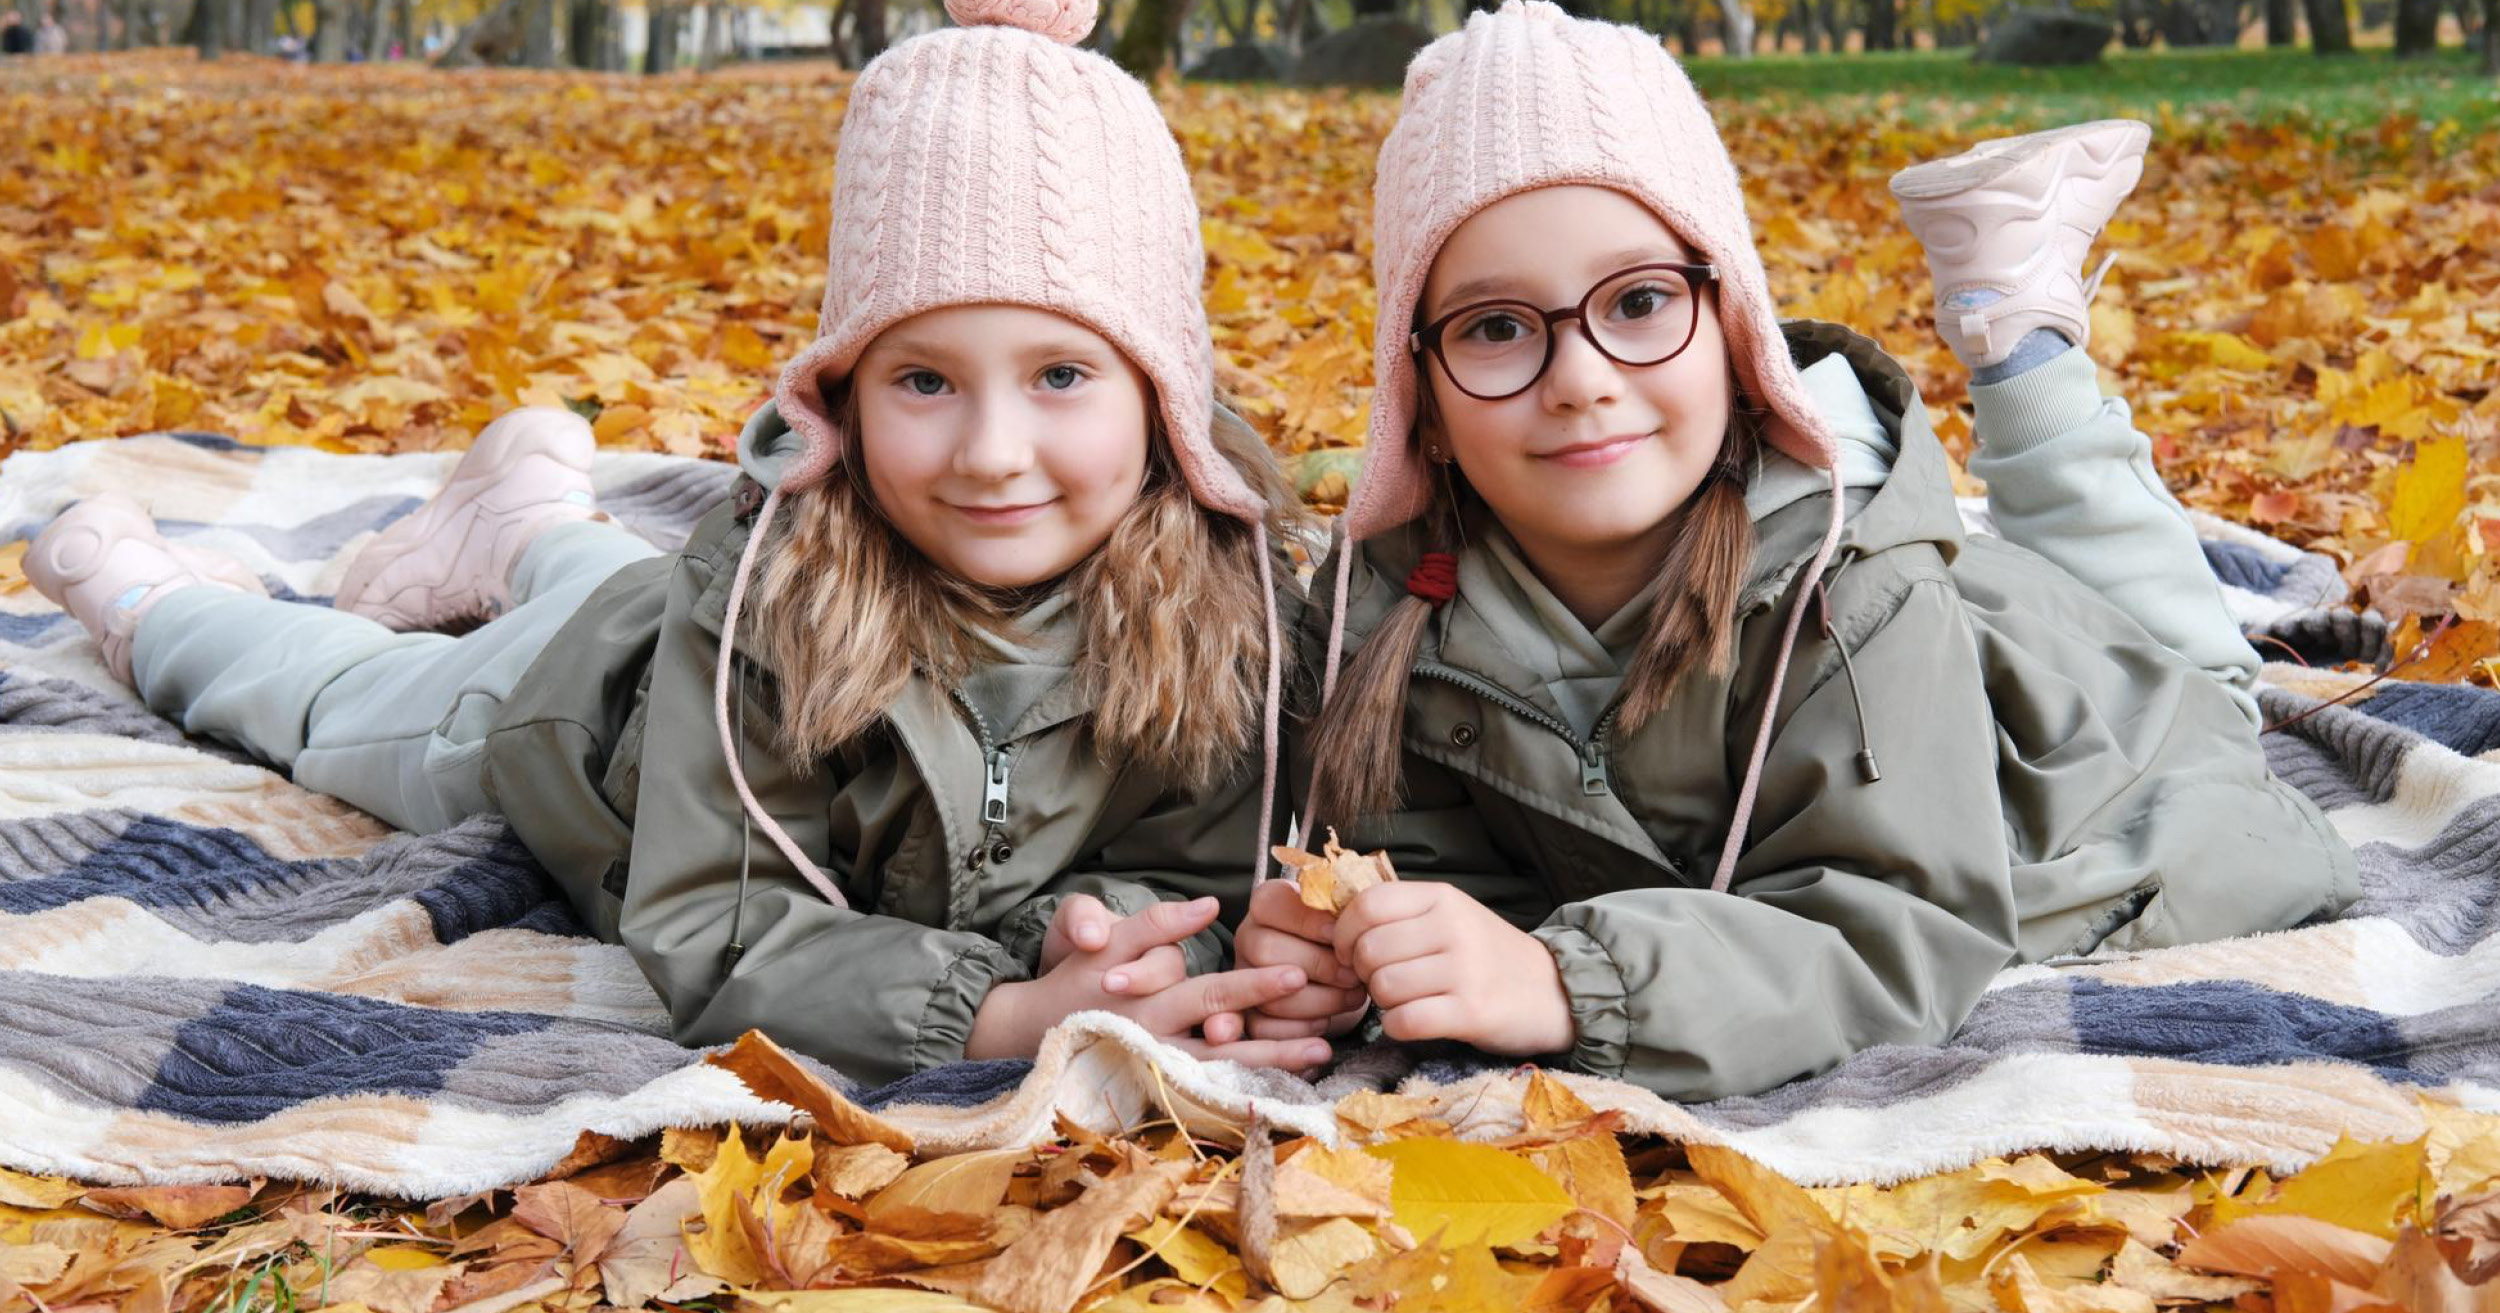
482;406;1280;1087
1296;321;2358;1101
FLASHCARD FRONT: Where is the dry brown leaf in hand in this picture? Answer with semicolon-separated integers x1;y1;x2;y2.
1273;829;1397;914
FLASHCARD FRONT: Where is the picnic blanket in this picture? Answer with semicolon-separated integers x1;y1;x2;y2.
0;433;2493;1197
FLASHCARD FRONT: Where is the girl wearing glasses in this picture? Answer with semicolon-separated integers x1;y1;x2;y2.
1239;0;2358;1097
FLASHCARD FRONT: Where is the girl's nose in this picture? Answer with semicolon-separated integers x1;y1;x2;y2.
1537;326;1622;414
953;400;1036;481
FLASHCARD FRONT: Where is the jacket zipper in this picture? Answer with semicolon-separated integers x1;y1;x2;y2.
1413;661;1618;797
946;686;1014;868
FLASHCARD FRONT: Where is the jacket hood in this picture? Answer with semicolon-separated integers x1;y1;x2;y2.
736;401;807;492
1736;321;1970;612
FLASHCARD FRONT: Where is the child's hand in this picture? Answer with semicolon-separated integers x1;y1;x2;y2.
1333;882;1576;1056
970;896;1332;1070
1036;893;1122;974
1234;879;1370;1043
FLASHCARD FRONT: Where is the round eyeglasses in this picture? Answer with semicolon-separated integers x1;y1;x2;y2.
1409;262;1719;402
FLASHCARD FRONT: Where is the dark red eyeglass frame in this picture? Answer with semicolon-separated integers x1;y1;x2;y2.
1408;262;1721;401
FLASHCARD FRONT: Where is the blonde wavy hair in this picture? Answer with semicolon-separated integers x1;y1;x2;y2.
748;382;1304;796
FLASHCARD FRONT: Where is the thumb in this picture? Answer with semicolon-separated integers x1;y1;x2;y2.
1042;894;1114;971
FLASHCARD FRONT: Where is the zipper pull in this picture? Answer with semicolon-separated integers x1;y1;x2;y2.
1579;740;1608;796
981;748;1011;825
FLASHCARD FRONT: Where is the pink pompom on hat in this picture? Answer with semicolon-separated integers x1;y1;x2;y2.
766;0;1260;525
1343;0;1835;543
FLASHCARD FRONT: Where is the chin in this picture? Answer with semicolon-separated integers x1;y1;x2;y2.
944;542;1088;590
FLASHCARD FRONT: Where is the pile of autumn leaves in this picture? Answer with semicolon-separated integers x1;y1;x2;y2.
2;54;2496;676
4;1029;2499;1313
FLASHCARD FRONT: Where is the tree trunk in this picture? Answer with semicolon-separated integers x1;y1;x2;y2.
852;0;883;59
362;0;390;57
1207;0;1249;43
564;0;602;66
697;1;730;67
1111;0;1184;75
644;0;676;69
2393;0;2438;51
1719;0;1753;54
2264;0;2296;41
193;0;222;57
519;0;552;63
2484;0;2497;69
1863;0;1894;48
2302;0;2351;49
312;0;346;56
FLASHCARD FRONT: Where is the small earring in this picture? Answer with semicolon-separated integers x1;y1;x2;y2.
1424;444;1445;462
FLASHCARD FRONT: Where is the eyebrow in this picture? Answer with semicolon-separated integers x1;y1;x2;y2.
1429;245;1691;316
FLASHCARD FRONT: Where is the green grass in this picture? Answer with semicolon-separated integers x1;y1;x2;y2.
1683;43;2500;134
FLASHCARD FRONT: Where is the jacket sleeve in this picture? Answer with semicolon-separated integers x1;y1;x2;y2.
616;524;1027;1090
991;761;1274;978
1532;574;2020;1100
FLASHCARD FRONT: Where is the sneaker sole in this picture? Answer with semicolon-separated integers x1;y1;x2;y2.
1887;119;2150;202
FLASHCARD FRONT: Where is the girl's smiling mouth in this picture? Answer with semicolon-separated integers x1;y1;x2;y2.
947;499;1059;526
1535;432;1653;469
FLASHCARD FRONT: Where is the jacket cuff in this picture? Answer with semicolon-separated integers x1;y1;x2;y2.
908;944;1023;1073
1535;925;1632;1079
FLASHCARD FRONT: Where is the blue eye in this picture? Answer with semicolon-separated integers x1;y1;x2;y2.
904;370;947;396
1040;365;1083;391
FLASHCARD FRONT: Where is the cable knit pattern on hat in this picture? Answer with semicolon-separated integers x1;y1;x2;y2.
1343;0;1836;542
768;0;1260;523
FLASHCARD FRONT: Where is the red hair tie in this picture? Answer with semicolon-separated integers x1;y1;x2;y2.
1406;551;1458;606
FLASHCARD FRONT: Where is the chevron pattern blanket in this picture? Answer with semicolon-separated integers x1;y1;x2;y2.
0;434;2491;1195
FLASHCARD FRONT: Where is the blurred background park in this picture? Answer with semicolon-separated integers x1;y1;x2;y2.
1;0;2496;673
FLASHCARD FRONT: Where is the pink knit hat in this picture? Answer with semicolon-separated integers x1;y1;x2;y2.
1342;0;1834;542
724;0;1288;906
769;0;1262;524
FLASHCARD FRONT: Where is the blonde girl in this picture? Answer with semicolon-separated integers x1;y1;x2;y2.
26;0;1330;1086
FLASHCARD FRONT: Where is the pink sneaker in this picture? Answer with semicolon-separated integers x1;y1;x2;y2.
25;493;269;685
335;407;603;631
1888;119;2150;369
